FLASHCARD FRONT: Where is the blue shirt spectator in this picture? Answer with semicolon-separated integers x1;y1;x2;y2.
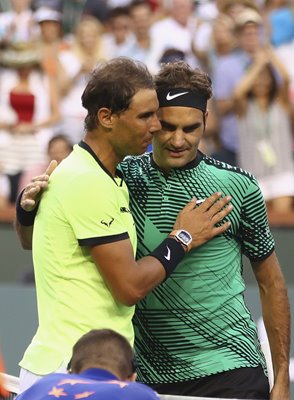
16;368;159;400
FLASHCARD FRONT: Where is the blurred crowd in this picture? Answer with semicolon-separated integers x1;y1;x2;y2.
0;0;294;216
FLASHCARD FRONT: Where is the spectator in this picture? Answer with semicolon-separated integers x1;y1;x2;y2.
101;6;134;59
0;42;60;203
18;133;72;193
274;38;294;106
0;0;39;48
264;0;294;120
122;0;153;65
195;0;218;22
33;0;63;12
82;0;110;24
15;329;159;400
263;0;294;48
145;0;203;73
216;0;260;19
34;6;70;93
145;0;167;22
201;14;237;156
212;7;266;165
206;13;237;74
234;47;294;212
58;15;107;143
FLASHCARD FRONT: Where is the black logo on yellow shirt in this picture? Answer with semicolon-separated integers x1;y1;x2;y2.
101;218;114;227
120;207;131;213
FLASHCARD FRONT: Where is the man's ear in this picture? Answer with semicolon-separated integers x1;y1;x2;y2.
97;108;117;129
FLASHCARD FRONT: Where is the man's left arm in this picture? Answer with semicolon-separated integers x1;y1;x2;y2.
252;251;290;400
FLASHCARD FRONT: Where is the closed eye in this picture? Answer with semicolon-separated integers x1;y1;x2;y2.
183;123;201;133
160;120;176;131
160;120;201;133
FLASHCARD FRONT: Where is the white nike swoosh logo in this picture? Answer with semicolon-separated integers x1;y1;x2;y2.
166;91;189;101
164;246;171;260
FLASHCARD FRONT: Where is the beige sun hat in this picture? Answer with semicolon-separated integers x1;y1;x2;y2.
235;8;262;27
0;42;42;68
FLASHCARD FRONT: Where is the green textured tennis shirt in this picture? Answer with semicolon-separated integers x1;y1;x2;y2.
120;151;274;384
20;142;137;375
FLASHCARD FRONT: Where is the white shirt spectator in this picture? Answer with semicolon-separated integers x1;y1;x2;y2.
0;9;39;45
146;16;201;73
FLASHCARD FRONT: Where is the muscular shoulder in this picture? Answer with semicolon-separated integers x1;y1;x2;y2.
200;154;262;203
202;154;256;181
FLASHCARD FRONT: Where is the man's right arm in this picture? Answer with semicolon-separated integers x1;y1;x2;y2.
90;193;233;306
15;160;58;249
15;168;233;305
15;222;34;250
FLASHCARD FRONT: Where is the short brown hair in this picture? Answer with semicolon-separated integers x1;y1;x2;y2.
81;57;155;131
155;61;212;101
69;329;136;379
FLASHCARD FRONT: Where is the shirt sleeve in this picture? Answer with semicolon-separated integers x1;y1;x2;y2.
239;176;275;261
62;172;130;246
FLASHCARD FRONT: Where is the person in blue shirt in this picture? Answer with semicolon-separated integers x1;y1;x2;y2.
16;329;159;400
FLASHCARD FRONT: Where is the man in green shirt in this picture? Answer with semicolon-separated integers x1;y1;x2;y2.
119;61;290;400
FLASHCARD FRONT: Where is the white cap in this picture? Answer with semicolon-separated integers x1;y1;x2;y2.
34;7;62;23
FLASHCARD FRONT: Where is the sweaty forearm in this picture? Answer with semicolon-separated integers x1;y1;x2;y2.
14;220;33;250
91;235;187;307
253;253;290;398
255;256;290;396
15;192;38;249
261;278;290;386
133;237;187;299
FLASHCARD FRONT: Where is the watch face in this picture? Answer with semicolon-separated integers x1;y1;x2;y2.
178;230;192;244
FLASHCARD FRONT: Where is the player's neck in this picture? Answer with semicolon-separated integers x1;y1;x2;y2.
84;134;121;177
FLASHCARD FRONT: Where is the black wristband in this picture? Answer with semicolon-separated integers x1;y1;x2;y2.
149;237;186;279
16;190;39;226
